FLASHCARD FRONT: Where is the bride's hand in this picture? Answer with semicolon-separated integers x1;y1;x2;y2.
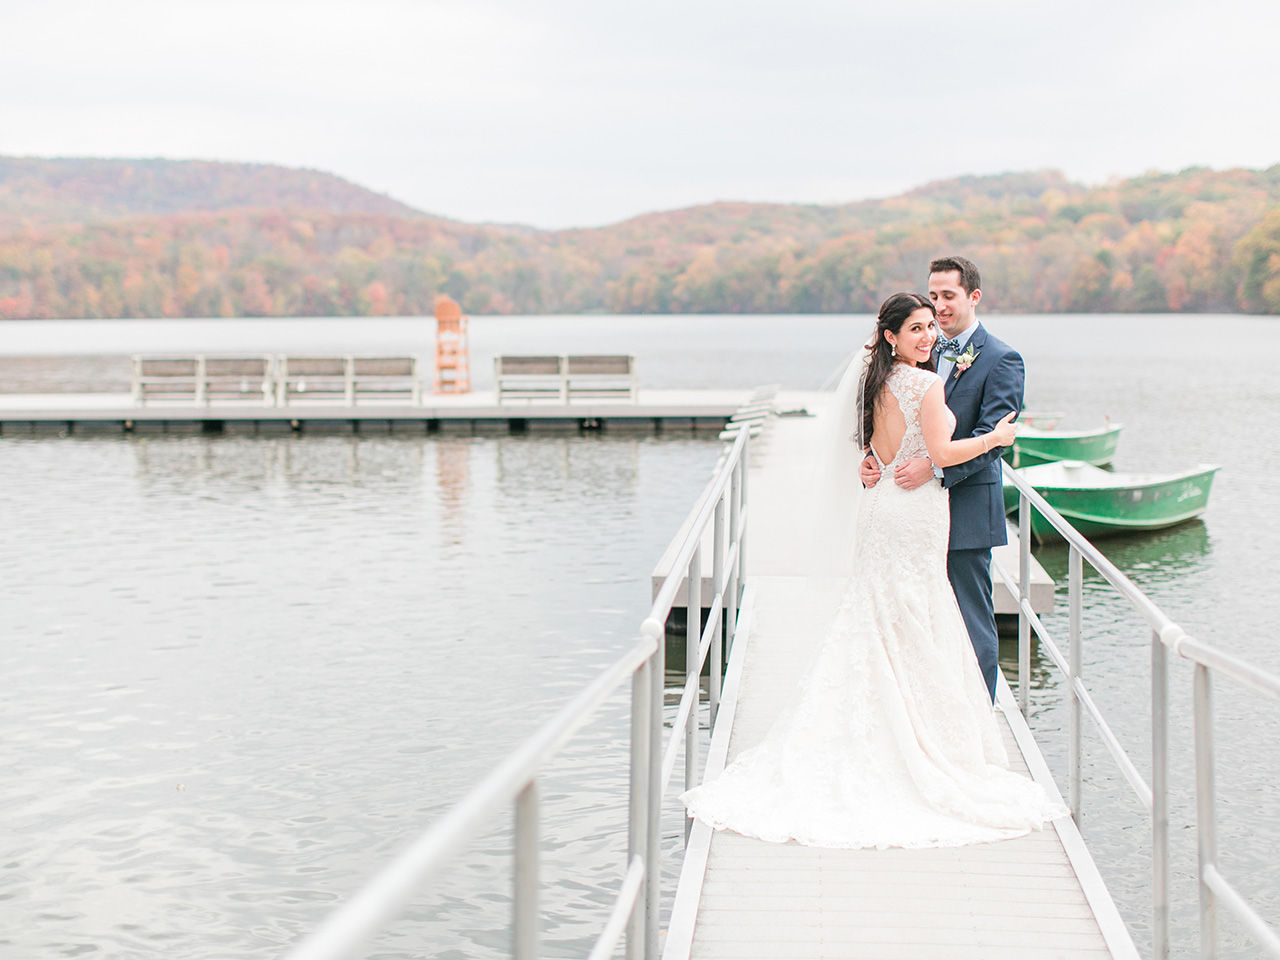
988;412;1018;449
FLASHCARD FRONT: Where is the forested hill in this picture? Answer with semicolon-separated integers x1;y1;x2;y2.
2;159;1279;318
0;157;428;226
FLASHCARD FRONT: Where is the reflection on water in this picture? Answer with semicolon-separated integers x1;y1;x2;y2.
0;432;718;959
437;440;471;556
1033;520;1213;584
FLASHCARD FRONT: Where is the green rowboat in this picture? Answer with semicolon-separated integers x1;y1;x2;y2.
1002;460;1220;543
1005;422;1123;467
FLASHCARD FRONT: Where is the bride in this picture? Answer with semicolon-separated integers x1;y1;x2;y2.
681;292;1067;849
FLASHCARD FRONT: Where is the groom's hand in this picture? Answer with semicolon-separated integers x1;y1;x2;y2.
860;455;880;488
894;457;934;490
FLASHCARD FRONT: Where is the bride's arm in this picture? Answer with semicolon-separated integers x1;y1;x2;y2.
920;381;1016;468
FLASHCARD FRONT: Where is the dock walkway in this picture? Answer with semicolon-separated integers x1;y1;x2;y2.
0;389;747;436
665;404;1139;960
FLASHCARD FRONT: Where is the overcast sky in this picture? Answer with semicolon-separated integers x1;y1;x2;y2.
2;0;1277;229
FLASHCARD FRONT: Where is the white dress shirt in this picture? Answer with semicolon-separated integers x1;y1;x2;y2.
933;321;980;479
936;320;979;382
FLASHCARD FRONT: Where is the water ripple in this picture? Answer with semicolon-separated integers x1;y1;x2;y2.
1;433;717;959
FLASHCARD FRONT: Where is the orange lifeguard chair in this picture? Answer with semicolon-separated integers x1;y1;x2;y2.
433;295;471;393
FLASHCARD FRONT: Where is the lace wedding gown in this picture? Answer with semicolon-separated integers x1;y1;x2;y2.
682;364;1066;848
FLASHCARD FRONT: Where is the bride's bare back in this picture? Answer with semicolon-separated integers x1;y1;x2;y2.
868;365;935;468
870;387;908;467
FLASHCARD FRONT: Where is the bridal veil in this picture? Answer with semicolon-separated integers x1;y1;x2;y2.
805;331;876;582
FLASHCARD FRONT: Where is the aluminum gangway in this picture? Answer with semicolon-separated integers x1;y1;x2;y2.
280;392;1280;960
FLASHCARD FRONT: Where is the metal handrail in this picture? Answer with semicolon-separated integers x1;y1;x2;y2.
282;636;656;960
281;427;750;960
999;462;1280;959
637;426;749;954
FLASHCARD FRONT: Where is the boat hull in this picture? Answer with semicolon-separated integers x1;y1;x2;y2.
1002;461;1220;543
1006;423;1122;467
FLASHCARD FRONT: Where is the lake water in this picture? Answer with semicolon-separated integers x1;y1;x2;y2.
2;313;1278;959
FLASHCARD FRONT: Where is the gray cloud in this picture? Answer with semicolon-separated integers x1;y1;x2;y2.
1;0;1276;227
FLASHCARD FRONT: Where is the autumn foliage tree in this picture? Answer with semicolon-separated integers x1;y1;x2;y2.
1235;208;1280;313
0;160;1278;318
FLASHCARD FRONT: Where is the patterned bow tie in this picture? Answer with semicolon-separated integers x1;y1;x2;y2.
936;336;963;356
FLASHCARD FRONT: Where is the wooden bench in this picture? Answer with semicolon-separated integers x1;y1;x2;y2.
494;355;637;404
349;356;422;405
565;355;637;401
494;356;566;402
275;356;422;406
132;355;274;405
132;355;421;407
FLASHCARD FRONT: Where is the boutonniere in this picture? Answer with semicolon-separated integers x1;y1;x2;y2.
943;345;980;379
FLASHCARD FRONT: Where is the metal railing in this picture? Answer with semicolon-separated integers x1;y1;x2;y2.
282;428;749;960
998;463;1280;960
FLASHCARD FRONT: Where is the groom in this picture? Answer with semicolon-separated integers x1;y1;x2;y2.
861;256;1025;700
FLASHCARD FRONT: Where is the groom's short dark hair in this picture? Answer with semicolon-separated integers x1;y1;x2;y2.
929;256;981;295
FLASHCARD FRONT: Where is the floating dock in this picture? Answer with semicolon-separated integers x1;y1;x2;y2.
665;403;1139;960
0;389;747;435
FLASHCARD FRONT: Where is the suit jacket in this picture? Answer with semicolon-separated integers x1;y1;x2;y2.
936;323;1025;551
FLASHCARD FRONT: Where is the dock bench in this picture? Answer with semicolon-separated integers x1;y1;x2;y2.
494;354;637;403
275;356;422;406
132;355;421;407
132;355;274;405
493;356;566;402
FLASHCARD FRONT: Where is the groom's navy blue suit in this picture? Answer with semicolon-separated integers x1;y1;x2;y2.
936;323;1025;699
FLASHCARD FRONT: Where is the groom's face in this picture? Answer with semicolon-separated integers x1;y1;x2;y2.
928;270;981;338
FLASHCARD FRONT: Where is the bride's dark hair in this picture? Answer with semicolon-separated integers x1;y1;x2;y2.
860;292;937;449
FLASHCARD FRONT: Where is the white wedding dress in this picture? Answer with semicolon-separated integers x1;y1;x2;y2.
682;364;1066;849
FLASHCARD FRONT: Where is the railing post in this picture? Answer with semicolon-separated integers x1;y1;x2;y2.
738;434;750;583
1018;491;1031;715
1152;627;1169;960
685;544;702;845
711;494;726;725
727;458;742;648
1194;664;1219;960
1068;545;1082;820
514;780;539;960
645;644;662;960
626;658;651;960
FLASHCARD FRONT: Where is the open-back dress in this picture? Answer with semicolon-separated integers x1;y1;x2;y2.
681;364;1066;848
